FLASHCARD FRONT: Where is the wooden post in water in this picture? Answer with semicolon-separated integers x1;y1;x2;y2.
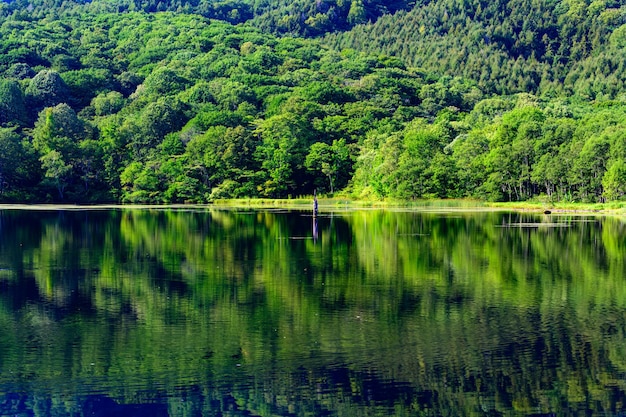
312;190;319;243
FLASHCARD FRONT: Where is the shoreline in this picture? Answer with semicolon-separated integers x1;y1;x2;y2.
1;198;625;214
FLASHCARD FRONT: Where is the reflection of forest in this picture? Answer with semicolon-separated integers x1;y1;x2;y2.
0;208;626;416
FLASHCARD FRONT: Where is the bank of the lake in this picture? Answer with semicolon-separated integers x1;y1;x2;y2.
2;198;625;217
210;197;626;215
488;200;626;215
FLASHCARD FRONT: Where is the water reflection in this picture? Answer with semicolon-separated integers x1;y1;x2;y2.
0;207;625;415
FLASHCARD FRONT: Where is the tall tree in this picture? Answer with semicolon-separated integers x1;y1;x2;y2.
25;70;70;113
0;80;27;126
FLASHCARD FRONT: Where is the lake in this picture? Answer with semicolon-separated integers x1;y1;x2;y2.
0;206;625;416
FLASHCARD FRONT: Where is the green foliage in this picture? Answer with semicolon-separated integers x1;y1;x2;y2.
62;68;114;107
120;160;161;202
32;104;86;155
0;79;27;126
25;69;70;112
327;0;626;97
0;127;40;198
603;160;626;201
90;91;126;116
0;2;624;203
255;112;311;197
142;66;189;96
347;0;367;26
39;149;73;199
305;139;353;194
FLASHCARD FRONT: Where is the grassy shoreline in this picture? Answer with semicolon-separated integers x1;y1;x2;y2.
488;201;626;214
2;198;625;214
212;197;626;214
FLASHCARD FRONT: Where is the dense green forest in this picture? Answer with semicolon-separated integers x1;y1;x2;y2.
326;0;626;97
1;0;415;35
0;0;625;203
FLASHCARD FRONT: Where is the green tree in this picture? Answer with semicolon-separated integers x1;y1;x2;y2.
76;139;107;198
91;91;126;116
32;103;87;157
305;139;352;194
483;106;545;201
157;135;202;203
532;151;569;201
0;79;27;126
426;152;458;198
31;103;94;199
142;67;188;97
370;132;402;198
395;119;449;199
0;128;30;197
571;134;610;202
40;150;72;200
255;111;314;197
208;78;256;111
61;68;114;108
450;128;490;198
602;160;626;202
120;161;161;202
129;98;188;159
25;69;70;112
347;0;367;26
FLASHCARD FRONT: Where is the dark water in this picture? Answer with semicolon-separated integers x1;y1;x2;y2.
1;207;626;416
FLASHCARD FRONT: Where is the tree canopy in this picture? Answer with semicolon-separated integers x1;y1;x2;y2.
0;0;625;203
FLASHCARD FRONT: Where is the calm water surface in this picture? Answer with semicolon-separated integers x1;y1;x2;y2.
0;207;625;416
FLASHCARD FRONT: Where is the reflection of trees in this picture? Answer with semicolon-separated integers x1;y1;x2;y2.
1;209;626;415
345;211;626;414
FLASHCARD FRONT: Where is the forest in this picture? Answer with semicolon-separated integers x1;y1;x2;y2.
0;0;625;203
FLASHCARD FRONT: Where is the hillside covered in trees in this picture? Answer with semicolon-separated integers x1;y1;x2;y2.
327;0;626;97
0;0;625;203
1;0;416;35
